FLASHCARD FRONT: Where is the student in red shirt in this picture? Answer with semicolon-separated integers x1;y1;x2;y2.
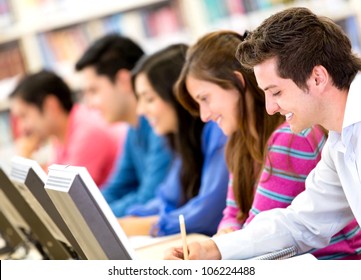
9;70;120;186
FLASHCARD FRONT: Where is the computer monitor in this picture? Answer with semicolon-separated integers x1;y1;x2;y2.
0;164;74;259
0;209;26;254
10;156;86;259
45;164;137;260
0;180;30;236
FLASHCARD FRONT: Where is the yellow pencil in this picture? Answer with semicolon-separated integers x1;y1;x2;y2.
179;214;189;260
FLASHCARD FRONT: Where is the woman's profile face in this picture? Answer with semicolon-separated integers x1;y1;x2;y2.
135;72;178;135
186;75;239;136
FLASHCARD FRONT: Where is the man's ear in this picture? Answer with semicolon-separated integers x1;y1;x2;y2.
42;94;61;115
114;69;132;91
311;65;329;90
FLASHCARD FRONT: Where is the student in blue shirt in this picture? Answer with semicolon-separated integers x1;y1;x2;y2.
118;44;229;237
75;34;172;217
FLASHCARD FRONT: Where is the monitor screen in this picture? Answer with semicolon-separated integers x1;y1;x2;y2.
0;209;26;252
45;164;137;260
10;156;86;259
0;163;74;259
0;184;30;235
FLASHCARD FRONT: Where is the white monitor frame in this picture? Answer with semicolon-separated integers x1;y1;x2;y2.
45;164;137;260
0;157;75;259
10;156;87;259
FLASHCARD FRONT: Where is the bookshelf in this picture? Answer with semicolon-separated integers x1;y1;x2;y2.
179;0;361;43
0;0;360;146
0;0;360;89
0;0;188;86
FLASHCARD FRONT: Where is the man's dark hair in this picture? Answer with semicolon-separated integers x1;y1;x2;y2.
10;69;74;112
237;7;361;91
75;34;144;82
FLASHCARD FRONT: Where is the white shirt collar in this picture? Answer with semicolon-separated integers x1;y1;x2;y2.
328;73;361;150
342;72;361;129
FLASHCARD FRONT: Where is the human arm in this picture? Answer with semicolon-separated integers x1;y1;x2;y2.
15;133;43;158
244;125;326;225
165;158;353;260
101;134;138;208
212;140;354;260
216;174;242;235
118;215;159;236
154;124;229;236
102;127;172;217
216;124;326;235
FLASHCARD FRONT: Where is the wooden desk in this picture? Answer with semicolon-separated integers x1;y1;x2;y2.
134;233;209;260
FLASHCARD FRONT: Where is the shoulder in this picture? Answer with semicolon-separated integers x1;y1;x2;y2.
202;121;227;154
130;116;171;155
127;116;155;141
269;123;326;153
69;104;115;141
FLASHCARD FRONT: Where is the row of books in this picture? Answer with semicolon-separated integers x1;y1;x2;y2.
0;0;291;29
0;0;359;82
0;0;184;105
201;0;297;24
36;3;183;69
0;41;25;80
200;0;354;26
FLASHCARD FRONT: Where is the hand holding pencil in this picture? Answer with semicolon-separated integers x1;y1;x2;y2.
163;215;222;260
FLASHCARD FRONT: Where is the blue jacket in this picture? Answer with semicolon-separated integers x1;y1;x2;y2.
127;121;229;236
101;117;172;217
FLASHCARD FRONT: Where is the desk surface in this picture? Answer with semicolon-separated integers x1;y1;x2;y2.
0;234;210;260
135;233;209;260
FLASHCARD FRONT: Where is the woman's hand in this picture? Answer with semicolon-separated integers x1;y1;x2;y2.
118;215;158;236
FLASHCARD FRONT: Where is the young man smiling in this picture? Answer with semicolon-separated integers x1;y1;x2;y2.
165;7;361;260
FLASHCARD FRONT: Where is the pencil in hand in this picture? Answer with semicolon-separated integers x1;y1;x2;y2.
179;214;189;260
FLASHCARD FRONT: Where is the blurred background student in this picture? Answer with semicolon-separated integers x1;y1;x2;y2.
9;69;119;186
75;34;172;217
118;43;229;237
173;30;361;259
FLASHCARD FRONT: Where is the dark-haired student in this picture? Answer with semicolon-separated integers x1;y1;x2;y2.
75;34;172;217
9;70;119;186
117;43;229;237
165;7;361;260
